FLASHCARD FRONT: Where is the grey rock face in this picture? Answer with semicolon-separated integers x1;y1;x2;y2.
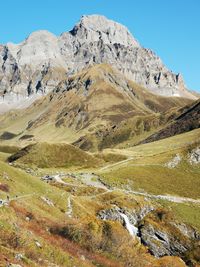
0;15;196;103
189;147;200;164
139;223;189;257
165;154;182;168
98;206;200;259
138;211;200;258
97;204;154;231
0;45;20;95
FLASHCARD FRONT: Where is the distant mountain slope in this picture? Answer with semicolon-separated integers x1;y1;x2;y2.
0;64;192;150
0;15;196;105
139;99;200;144
25;64;193;130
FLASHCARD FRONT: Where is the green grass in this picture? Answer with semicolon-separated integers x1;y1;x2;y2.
101;162;200;198
157;200;200;232
0;157;95;266
99;129;200;198
8;142;103;169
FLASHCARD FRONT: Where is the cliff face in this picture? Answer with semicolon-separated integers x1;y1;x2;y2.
0;15;196;103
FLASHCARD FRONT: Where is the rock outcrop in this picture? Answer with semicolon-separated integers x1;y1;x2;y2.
0;15;196;104
165;154;182;168
138;210;200;258
98;206;200;261
189;147;200;164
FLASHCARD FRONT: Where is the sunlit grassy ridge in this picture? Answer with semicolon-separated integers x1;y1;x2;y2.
8;142;103;168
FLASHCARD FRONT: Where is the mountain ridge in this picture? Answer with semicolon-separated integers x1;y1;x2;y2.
0;14;196;108
0;64;193;151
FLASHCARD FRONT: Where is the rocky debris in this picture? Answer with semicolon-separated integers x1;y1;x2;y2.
80;255;86;261
0;198;9;207
77;172;108;189
165;154;181;168
0;15;195;107
25;216;31;221
98;207;123;222
172;222;200;239
3;172;10;180
35;240;42;248
189;147;200;164
41;174;55;182
15;254;24;261
40;196;54;206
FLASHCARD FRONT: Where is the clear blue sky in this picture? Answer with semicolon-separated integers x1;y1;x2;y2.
1;0;200;92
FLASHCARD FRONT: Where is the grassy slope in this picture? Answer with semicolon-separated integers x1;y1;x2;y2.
0;156;93;267
139;98;200;145
0;148;189;267
8;142;103;169
99;129;200;197
0;64;193;152
98;129;200;232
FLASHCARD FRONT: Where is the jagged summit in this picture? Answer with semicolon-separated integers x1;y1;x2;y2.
70;14;140;47
0;14;197;104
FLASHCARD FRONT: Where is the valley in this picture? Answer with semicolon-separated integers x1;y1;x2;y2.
0;13;199;267
0;126;200;266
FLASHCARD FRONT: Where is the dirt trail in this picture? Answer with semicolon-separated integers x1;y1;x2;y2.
43;172;200;205
121;189;200;204
99;157;134;171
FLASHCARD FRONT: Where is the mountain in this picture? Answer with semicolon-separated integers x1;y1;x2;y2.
0;14;196;109
1;15;200;267
0;64;193;150
139;98;200;144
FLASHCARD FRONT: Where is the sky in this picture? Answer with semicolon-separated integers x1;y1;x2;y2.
1;0;200;92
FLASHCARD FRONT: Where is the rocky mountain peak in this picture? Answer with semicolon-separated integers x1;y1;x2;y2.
25;30;56;41
10;30;65;67
70;14;140;47
0;14;197;105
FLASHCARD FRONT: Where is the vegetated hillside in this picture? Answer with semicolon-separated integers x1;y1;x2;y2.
0;155;192;267
139;98;200;145
0;64;192;150
1;129;200;266
7;142;102;168
100;129;200;199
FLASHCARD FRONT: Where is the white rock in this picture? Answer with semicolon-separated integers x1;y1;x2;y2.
35;241;42;248
165;154;181;168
